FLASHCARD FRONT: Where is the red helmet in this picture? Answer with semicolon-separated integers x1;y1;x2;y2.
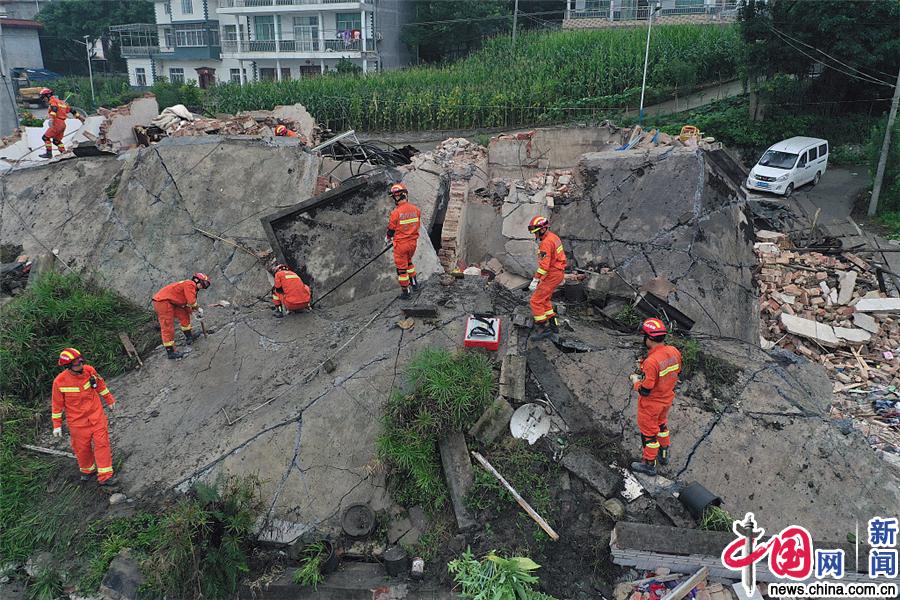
274;263;290;272
58;347;82;366
274;125;288;136
39;88;53;97
192;272;211;289
389;183;408;200
528;216;550;235
641;318;667;338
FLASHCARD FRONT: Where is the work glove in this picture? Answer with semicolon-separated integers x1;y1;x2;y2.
629;373;642;385
107;403;116;412
196;307;204;318
52;427;62;438
384;235;391;245
528;278;540;292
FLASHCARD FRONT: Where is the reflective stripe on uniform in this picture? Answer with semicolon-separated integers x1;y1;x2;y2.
163;341;175;347
97;466;114;474
407;267;416;275
180;325;192;331
536;268;547;275
99;389;110;396
556;245;564;253
52;412;63;419
645;441;661;449
534;314;549;322
284;274;300;279
398;217;419;225
657;430;669;438
80;464;97;473
659;364;680;377
58;387;80;393
82;381;92;390
398;275;410;281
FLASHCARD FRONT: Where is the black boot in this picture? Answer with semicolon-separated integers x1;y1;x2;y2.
184;330;194;345
531;323;552;340
273;307;285;318
548;317;560;334
166;346;183;360
397;287;411;301
631;460;657;476
658;447;669;466
410;276;419;292
39;150;53;159
99;473;117;487
80;473;93;482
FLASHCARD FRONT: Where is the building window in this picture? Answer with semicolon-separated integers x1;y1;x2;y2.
208;28;220;47
222;24;237;41
336;13;362;33
175;24;207;47
169;67;185;83
164;1;171;14
259;67;276;81
135;67;147;86
281;67;291;81
294;16;318;50
181;0;193;14
254;15;276;41
230;68;241;83
164;28;174;48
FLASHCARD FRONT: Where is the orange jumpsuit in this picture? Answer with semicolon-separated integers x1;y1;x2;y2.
272;269;311;311
44;96;73;153
633;344;682;462
387;200;421;288
530;231;567;323
152;280;198;348
52;365;116;482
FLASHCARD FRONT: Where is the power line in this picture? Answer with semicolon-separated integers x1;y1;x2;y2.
768;24;896;83
769;29;895;88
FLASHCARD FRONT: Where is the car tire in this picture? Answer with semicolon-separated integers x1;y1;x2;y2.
784;183;794;198
812;171;821;186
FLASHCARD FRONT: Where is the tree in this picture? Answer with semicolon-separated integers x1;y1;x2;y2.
402;0;564;63
739;0;900;112
36;0;154;75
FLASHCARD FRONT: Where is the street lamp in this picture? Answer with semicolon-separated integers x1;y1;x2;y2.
72;35;96;107
638;2;662;125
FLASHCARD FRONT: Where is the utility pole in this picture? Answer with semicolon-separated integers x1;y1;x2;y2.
83;35;96;106
511;0;519;53
638;3;661;125
868;67;900;216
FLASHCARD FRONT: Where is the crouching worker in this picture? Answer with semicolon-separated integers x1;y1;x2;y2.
271;264;311;317
52;348;117;485
152;273;211;359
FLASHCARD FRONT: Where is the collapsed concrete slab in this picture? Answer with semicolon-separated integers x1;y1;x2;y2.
261;171;443;307
547;147;757;341
551;325;900;539
0;137;319;306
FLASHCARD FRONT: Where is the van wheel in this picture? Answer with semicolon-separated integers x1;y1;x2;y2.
784;183;794;198
812;171;821;186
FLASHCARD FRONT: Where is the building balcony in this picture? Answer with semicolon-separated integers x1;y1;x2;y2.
217;0;373;13
563;0;738;24
120;45;159;58
222;36;373;59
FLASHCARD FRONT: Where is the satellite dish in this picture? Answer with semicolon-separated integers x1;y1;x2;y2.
509;403;552;445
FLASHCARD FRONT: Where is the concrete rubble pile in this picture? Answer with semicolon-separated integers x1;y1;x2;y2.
754;229;900;456
613;570;737;600
150;106;309;143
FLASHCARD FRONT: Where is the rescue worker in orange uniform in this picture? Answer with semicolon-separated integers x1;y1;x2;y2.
527;216;566;339
152;273;211;359
385;182;421;301
274;124;299;138
271;263;311;317
39;88;85;159
51;348;117;485
629;318;682;475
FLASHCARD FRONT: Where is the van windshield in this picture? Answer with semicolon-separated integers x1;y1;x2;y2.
758;150;799;170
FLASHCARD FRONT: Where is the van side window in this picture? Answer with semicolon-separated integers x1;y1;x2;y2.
798;154;807;167
819;143;828;156
808;147;818;161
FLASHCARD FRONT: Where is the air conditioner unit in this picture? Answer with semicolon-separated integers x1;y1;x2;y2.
374;31;383;41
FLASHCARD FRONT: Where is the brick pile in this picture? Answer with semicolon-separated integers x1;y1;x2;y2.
755;230;900;454
524;170;576;205
438;179;467;270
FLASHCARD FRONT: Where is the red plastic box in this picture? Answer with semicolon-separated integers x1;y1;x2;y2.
463;316;501;351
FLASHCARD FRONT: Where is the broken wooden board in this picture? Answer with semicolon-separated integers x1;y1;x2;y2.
527;347;594;432
559;447;620;497
468;396;514;446
438;432;477;532
401;305;438;318
499;354;526;402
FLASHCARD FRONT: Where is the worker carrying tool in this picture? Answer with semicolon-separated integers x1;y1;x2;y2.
152;273;211;359
274;124;299;138
385;182;421;301
527;216;566;339
51;348;117;485
39;88;85;159
629;318;682;476
271;263;311;317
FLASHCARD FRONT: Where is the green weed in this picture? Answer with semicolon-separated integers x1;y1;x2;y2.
612;304;642;329
26;567;65;600
699;505;734;532
377;348;495;514
670;337;700;375
876;211;900;240
448;548;559;600
291;541;327;590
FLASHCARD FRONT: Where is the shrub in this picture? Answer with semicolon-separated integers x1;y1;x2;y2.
448;548;559;600
53;75;141;113
292;541;327;590
868;114;900;214
377;348;495;513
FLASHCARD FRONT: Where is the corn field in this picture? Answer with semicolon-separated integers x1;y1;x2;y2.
206;25;742;132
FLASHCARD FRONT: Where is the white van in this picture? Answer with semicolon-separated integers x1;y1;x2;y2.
746;137;829;197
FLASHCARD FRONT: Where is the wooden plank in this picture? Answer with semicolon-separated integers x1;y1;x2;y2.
663;567;708;600
401;305;438;318
23;444;76;459
471;451;559;541
118;332;143;367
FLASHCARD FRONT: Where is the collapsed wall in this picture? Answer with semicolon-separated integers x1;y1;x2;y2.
495;146;757;342
0;137;318;306
262;164;448;307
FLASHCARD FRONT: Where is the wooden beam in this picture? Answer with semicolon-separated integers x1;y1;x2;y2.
663;567;708;600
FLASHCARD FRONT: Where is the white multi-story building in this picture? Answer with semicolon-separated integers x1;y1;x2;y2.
115;0;413;88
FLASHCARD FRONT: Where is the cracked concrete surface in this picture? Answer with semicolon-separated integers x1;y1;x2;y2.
107;278;489;533
549;323;900;539
1;137;319;307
